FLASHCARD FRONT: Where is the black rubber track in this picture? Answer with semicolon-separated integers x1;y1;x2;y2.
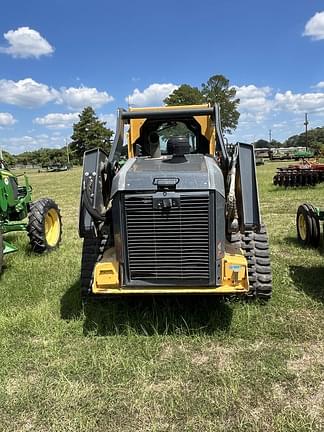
229;224;272;300
80;234;109;298
27;198;62;253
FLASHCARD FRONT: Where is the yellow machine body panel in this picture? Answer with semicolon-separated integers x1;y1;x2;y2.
92;249;248;295
127;104;216;158
92;250;119;294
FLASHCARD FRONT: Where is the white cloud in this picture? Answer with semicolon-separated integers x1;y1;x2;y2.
33;112;80;129
100;113;116;131
58;86;114;110
0;78;113;110
126;83;179;107
274;90;324;113
0;112;16;126
232;85;273;125
231;83;324;118
314;81;324;89
33;111;117;132
273;121;288;129
1;133;64;154
0;27;54;58
234;85;272;112
303;11;324;40
0;78;58;108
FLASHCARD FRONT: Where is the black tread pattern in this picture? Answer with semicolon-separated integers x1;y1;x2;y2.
80;234;109;298
229;224;272;300
27;198;62;253
304;203;320;248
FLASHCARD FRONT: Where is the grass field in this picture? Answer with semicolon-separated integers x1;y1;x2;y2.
1;163;324;432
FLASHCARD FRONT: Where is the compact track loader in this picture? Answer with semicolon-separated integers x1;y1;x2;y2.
79;104;272;300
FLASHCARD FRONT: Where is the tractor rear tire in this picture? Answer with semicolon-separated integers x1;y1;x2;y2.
296;203;320;247
229;224;272;300
27;198;62;253
80;234;109;298
305;204;321;248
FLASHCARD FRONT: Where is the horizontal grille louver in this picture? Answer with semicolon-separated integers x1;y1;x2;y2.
125;194;210;283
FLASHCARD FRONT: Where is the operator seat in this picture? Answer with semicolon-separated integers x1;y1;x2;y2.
167;136;191;155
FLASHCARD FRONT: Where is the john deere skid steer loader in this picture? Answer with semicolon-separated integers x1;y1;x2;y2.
79;104;272;300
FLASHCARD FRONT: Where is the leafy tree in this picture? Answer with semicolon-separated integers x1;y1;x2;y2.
2;150;16;165
164;84;204;106
13;148;68;167
70;106;113;162
270;139;282;148
164;74;240;133
285;127;324;148
201;75;240;132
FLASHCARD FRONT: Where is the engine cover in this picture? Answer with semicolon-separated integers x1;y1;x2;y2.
111;154;226;288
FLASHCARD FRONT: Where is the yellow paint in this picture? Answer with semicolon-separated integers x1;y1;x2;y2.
222;253;248;291
0;170;16;178
92;261;119;293
92;248;119;293
91;249;249;295
90;286;248;295
45;208;61;247
127;104;215;157
298;213;307;240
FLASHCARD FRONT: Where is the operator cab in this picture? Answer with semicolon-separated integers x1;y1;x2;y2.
133;119;210;158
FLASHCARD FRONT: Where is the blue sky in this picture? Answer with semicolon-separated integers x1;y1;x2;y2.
0;0;324;153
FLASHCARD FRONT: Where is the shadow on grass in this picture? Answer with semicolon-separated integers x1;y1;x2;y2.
290;265;324;303
60;279;83;320
284;236;324;255
60;280;233;336
283;236;300;247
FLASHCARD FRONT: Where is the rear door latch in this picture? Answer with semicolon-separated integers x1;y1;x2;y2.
152;192;180;210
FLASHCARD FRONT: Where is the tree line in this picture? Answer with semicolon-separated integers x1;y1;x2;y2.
253;127;324;152
2;75;324;166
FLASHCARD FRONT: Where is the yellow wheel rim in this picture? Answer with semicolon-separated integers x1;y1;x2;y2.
298;213;307;241
45;208;61;247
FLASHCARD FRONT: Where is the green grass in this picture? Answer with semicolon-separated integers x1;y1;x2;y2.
1;163;324;431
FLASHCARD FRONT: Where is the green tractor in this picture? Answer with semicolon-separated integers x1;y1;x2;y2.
0;159;62;272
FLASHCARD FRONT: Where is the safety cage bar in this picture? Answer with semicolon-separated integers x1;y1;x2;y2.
108;104;228;166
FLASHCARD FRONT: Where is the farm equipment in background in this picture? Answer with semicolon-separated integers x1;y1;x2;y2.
0;159;62;273
273;160;324;187
269;147;315;161
79;104;272;301
46;164;69;172
255;156;265;166
296;203;323;247
293;148;315;160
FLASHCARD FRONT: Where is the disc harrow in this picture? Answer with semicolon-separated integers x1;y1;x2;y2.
273;161;324;188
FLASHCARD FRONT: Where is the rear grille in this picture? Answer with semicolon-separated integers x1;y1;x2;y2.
124;193;210;283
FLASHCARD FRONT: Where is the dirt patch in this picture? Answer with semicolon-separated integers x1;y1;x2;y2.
287;343;324;373
6;373;38;396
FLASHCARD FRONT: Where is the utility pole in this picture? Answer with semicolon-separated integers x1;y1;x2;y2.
65;138;70;165
304;113;309;150
269;129;272;146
